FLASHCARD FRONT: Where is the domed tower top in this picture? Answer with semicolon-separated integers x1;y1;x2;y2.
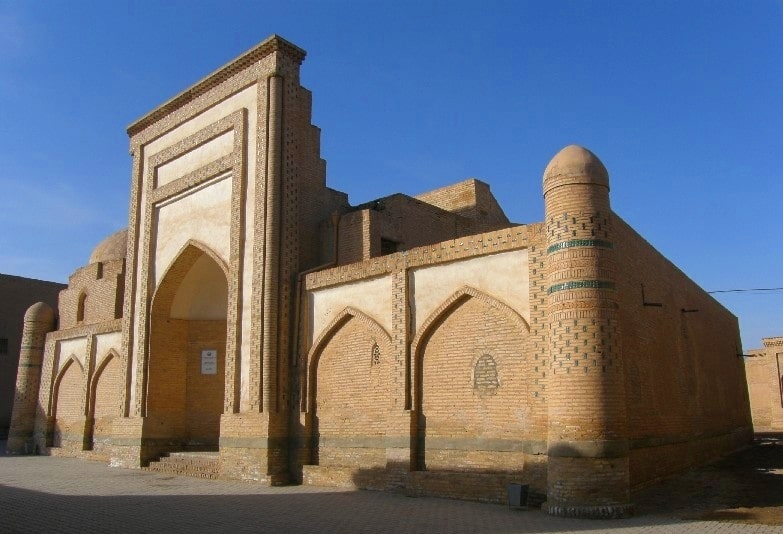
543;145;609;196
88;228;128;265
24;301;55;324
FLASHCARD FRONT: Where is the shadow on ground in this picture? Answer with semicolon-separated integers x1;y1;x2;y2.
633;433;783;525
3;435;783;532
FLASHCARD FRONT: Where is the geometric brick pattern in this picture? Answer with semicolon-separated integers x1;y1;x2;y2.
543;146;631;517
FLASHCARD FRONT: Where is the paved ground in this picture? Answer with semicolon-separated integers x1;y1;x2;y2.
636;433;783;526
1;441;782;533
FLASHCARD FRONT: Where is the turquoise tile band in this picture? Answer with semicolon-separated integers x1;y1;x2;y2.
547;239;614;255
547;280;616;294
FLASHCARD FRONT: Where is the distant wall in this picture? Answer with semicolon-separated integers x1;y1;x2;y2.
0;274;65;438
745;338;783;431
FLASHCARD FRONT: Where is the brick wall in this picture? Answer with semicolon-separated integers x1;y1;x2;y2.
414;178;509;231
147;318;188;435
312;316;391;468
417;294;528;472
745;337;783;431
59;259;125;328
336;211;369;265
614;215;752;486
185;320;227;445
53;360;85;449
335;193;494;266
92;353;122;455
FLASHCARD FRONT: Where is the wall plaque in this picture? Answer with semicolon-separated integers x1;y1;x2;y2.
201;349;217;375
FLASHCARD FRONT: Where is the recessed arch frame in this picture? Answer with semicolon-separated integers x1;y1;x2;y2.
303;307;392;414
124;108;247;419
142;239;230;417
409;286;530;414
50;355;85;421
87;349;121;421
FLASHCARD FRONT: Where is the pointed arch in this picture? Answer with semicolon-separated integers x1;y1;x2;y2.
143;240;228;416
144;239;229;451
87;349;120;419
411;286;530;472
152;239;229;302
86;349;123;452
51;355;85;419
410;286;529;411
305;307;391;413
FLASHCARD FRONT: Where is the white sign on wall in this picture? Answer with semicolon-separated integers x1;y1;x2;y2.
201;349;217;375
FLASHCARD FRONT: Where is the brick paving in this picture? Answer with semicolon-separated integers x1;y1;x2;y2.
1;447;781;534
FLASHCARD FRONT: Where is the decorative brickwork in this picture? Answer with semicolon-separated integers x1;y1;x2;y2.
309;315;392;468
6;302;57;453
133;110;246;421
9;37;753;514
543;145;631;517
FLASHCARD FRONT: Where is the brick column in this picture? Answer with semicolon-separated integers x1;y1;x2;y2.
385;268;413;488
261;73;283;414
219;70;289;485
7;303;56;454
542;145;632;518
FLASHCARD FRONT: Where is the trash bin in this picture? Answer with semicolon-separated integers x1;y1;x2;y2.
507;483;529;508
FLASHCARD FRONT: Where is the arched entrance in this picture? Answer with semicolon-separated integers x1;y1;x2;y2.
147;243;228;451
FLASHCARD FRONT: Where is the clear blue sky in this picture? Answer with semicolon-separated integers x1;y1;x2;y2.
1;1;781;349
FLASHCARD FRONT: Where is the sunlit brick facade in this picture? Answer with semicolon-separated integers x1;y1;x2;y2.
7;35;753;518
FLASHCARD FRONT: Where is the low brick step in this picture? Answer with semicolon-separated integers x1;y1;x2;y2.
144;452;221;480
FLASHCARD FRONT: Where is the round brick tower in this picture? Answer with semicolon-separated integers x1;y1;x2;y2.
542;145;632;518
6;302;56;454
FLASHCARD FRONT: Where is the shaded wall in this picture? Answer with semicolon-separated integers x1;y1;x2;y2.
614;216;752;487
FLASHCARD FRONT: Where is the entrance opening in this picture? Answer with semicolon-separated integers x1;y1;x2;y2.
147;245;228;451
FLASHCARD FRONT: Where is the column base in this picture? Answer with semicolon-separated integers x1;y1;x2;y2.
218;412;289;483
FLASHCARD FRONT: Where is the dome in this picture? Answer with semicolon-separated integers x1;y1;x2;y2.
24;302;55;324
543;145;609;192
89;228;128;265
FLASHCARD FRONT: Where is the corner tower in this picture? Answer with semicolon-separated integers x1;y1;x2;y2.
542;145;632;518
6;302;56;454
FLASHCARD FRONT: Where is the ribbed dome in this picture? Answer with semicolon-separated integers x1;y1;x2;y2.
24;302;55;324
543;145;609;191
89;228;128;265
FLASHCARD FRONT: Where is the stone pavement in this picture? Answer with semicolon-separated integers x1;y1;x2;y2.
0;453;781;534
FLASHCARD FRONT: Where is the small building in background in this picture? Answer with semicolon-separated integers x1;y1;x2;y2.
745;337;783;431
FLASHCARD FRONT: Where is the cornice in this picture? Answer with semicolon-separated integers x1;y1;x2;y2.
763;336;783;348
127;34;305;137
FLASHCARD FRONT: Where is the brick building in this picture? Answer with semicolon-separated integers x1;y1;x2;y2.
745;337;783;431
0;274;65;440
7;35;753;518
